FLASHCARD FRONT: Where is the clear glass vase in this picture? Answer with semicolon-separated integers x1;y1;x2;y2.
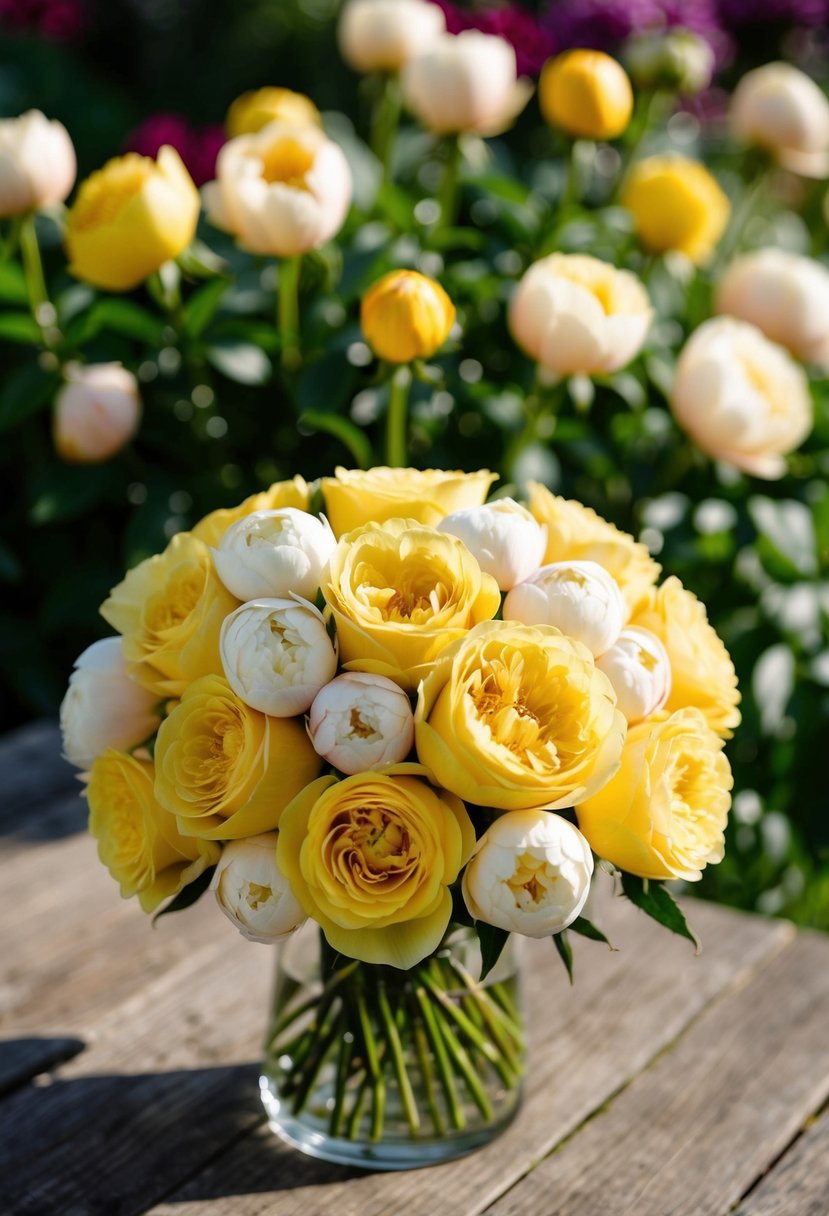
260;922;525;1170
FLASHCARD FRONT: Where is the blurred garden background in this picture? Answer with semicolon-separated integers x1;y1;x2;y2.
2;0;828;929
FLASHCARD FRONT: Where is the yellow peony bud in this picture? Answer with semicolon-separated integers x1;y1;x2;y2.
577;708;733;882
66;146;200;292
321;466;495;537
539;49;633;141
87;749;219;913
361;270;455;364
621;154;730;264
225;87;321;138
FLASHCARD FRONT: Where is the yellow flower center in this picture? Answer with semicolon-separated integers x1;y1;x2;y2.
70;154;153;232
244;881;273;910
506;852;559;906
326;805;417;891
259;137;315;188
357;558;452;625
740;355;788;418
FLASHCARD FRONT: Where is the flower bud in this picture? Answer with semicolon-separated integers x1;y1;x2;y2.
66;147;199;291
671;317;812;479
716;247;829;370
338;0;446;74
53;363;142;463
621;155;730;265
539;50;633;141
226;87;321;138
462;809;594;937
731;62;829;177
402;31;531;136
503;560;626;656
437;498;547;591
595;626;671;724
220;598;338;717
509;253;652;377
308;672;414;773
60;637;160;770
210;833;306;943
361;269;455;363
624;30;713;96
212;508;335;603
0;110;76;217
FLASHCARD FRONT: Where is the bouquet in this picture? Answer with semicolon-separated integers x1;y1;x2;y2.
60;463;738;1169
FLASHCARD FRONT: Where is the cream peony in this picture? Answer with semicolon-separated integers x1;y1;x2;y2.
503;560;626;657
338;0;446;74
0;110;76;217
671;317;812;479
462;809;593;937
308;672;414;773
731;62;829;177
220;598;338;717
203;122;352;257
60;637;160;770
402;31;531;136
509;254;652;377
595;626;671;724
211;834;306;944
212;508;335;603
437;499;547;591
53;363;141;464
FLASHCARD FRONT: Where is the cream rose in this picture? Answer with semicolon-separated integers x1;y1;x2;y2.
503;560;626;657
462;809;593;937
437;499;547;591
60;637;161;770
595;626;671;724
338;0;446;74
211;834;306;944
308;672;415;773
212;508;335;603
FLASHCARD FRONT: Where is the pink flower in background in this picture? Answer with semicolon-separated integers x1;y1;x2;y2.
429;1;555;75
0;0;87;41
125;113;225;187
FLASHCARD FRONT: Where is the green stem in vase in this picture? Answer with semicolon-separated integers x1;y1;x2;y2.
346;1071;371;1140
385;364;412;467
411;997;446;1137
447;957;524;1074
415;981;465;1131
377;981;420;1134
328;1017;355;1138
421;964;516;1087
437;134;462;230
278;254;302;371
430;989;495;1122
288;1005;343;1114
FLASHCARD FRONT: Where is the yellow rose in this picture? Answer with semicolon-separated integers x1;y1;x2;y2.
631;576;741;737
577;708;733;881
539;50;633;141
621;155;730;264
225;87;321;137
191;476;310;548
154;674;322;840
323;518;500;690
276;765;475;968
528;482;660;618
87;749;219;912
361;270;456;364
321;465;496;538
66;147;200;292
414;620;626;811
100;531;238;699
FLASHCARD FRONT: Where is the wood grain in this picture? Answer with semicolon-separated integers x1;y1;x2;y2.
732;1108;829;1216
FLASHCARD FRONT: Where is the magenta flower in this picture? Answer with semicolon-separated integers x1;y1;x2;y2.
124;113;225;187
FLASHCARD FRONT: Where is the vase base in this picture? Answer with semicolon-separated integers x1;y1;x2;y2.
260;1075;522;1171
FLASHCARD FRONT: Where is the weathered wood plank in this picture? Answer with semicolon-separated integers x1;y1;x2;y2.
732;1108;829;1216
483;931;829;1216
0;720;75;822
142;898;792;1216
0;1035;84;1096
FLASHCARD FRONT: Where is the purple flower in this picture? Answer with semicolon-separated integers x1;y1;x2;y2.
124;113;225;187
428;1;556;75
717;0;828;25
0;0;87;41
542;0;733;66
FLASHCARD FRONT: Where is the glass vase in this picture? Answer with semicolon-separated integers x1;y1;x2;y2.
260;922;525;1170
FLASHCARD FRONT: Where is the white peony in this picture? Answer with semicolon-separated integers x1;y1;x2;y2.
211;833;306;943
308;672;414;773
212;508;335;603
60;637;160;770
437;499;547;591
338;0;445;74
503;560;626;656
595;626;671;723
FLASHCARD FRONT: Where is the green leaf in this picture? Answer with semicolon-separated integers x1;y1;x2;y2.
570;916;615;949
0;363;58;433
177;239;229;278
553;931;574;985
0;260;28;304
28;463;118;525
205;340;272;384
184;278;230;338
91;298;166;345
621;874;700;952
476;922;510;981
152;866;216;923
298;410;373;468
0;311;41;344
749;497;817;581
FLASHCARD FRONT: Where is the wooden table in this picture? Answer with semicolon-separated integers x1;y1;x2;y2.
1;720;828;1216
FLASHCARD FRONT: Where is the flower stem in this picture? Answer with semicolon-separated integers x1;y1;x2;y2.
421;965;516;1087
371;73;402;189
377;981;420;1134
385;364;412;467
415;981;465;1130
278;254;302;372
437;134;462;230
19;213;61;356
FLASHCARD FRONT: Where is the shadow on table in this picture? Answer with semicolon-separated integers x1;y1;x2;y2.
0;1036;86;1097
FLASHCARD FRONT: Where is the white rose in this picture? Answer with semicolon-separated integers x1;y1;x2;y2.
212;508;335;603
308;672;414;773
203;122;352;257
53;363;142;464
503;560;626;656
671;316;812;479
437;498;547;591
210;833;306;944
0;109;76;217
462;809;594;937
338;0;445;74
60;637;160;770
220;598;338;716
731;62;829;178
595;626;671;724
716;248;829;371
509;253;652;377
401;30;532;137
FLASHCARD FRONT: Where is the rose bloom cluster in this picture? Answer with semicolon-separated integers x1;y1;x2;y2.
60;467;738;970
